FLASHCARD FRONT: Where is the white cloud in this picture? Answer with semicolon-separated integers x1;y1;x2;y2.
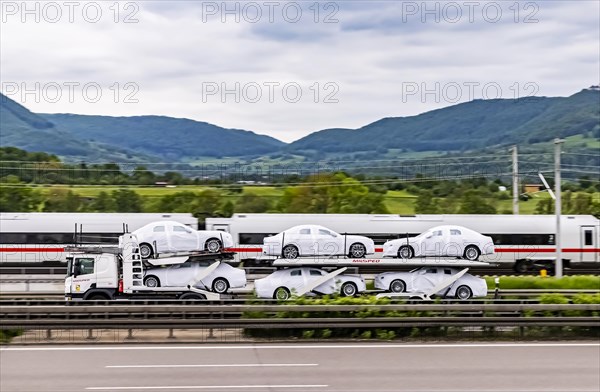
1;0;598;143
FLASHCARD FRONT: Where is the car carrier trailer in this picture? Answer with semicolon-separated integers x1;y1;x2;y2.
65;234;234;301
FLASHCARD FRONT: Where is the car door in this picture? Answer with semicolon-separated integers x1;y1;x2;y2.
294;228;316;256
315;228;343;256
411;267;442;291
150;224;169;253
165;263;194;286
285;268;307;294
170;224;198;252
423;229;444;256
446;228;463;257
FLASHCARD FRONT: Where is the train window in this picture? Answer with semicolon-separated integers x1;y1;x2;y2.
487;234;555;245
239;233;275;245
0;233;28;244
584;230;593;246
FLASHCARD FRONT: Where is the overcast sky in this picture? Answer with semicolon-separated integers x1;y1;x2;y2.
1;1;598;142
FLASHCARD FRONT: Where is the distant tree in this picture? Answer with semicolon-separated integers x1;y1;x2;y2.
132;166;156;185
235;193;273;213
0;176;41;211
414;190;439;214
89;191;115;212
112;189;142;212
535;198;554;214
458;190;497;214
42;189;82;212
277;173;388;214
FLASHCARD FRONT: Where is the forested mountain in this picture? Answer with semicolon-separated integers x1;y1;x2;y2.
1;88;598;162
287;89;600;154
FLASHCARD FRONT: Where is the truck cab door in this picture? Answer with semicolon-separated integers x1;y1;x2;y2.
72;256;97;295
580;226;598;262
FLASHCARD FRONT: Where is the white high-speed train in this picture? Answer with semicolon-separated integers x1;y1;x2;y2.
0;213;197;265
205;214;600;271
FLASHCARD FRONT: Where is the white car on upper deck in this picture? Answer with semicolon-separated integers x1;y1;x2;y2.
133;221;234;258
383;225;494;261
262;225;375;259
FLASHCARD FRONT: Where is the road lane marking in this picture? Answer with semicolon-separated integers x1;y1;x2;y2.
106;363;319;368
3;343;599;351
86;385;328;390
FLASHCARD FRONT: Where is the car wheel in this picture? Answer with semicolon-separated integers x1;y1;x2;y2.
139;243;153;258
349;243;367;258
205;238;222;253
282;245;299;259
389;279;406;293
398;246;413;259
274;287;291;300
514;260;529;273
144;276;160;288
463;245;480;261
212;278;229;294
341;282;358;297
456;285;472;300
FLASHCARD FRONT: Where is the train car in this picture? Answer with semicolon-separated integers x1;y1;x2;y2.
206;214;600;271
0;213;197;265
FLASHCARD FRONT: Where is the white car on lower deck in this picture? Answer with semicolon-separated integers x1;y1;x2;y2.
383;225;494;261
143;260;246;294
374;266;488;299
254;267;366;299
262;225;375;259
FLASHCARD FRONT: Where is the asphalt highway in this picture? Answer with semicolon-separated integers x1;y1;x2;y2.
1;342;599;392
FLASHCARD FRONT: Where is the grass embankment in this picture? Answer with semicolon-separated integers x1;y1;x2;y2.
485;275;600;290
243;293;600;341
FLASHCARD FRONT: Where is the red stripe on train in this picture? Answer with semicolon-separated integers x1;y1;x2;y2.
0;248;65;252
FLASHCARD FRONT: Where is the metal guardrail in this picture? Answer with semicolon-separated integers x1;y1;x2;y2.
1;289;598;300
2;304;599;330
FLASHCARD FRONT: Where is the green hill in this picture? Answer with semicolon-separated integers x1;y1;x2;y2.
287;89;600;154
42;114;285;160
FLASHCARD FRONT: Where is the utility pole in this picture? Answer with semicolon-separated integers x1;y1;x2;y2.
511;146;519;214
554;138;564;278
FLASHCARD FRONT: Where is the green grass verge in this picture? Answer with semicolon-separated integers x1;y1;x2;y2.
485;275;600;290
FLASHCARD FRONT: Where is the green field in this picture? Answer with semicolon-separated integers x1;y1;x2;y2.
31;185;577;215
